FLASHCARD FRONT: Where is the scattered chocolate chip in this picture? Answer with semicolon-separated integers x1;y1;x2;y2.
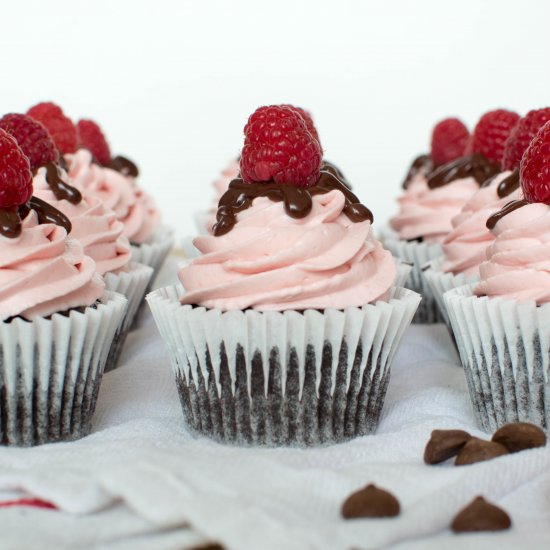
341;484;400;519
451;496;511;533
424;429;471;465
455;438;508;466
492;422;546;453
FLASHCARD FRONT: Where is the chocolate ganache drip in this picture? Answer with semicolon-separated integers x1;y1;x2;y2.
213;170;373;237
0;196;72;239
107;155;139;178
486;199;529;230
427;153;501;189
42;163;82;204
402;154;433;189
497;168;520;198
322;160;352;189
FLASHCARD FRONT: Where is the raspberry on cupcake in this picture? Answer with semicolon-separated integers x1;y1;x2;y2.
148;105;420;446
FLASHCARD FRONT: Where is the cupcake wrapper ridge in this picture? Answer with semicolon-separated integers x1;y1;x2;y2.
131;225;175;287
147;285;420;446
0;291;127;446
445;285;550;433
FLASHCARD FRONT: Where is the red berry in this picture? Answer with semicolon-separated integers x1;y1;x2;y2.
240;105;322;188
77;119;111;165
502;108;550;171
0;129;33;208
27;102;79;154
0;113;59;172
519;120;550;205
281;104;321;147
469;109;520;165
430;118;470;166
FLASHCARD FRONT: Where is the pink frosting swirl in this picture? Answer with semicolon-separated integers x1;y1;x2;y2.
0;211;104;320
474;202;550;304
180;189;396;311
390;176;479;243
33;166;131;276
65;150;160;245
442;171;522;276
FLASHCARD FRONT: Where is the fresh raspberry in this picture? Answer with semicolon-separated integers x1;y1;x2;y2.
430;118;470;166
77;119;111;165
0;129;33;208
502;108;550;171
281;104;321;146
519;120;550;205
26;102;79;154
468;109;520;165
240;105;322;188
0;113;59;171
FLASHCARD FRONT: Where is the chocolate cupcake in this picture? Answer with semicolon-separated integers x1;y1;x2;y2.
445;121;550;432
148;105;419;446
0;129;127;445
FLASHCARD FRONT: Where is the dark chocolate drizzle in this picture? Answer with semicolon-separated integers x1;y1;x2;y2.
213;170;373;237
0;196;73;239
486;199;529;230
427;153;500;189
322;160;351;189
497;168;520;198
42;163;82;204
107;155;139;178
402;154;432;189
0;207;23;238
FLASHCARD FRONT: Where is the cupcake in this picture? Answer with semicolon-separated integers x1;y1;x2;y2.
385;110;519;323
148;105;420;446
425;108;550;324
27;103;174;285
445;120;550;433
0;114;153;371
0;129;127;445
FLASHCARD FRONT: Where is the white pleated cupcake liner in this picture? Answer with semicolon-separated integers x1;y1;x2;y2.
383;237;444;324
103;262;154;371
131;225;175;287
147;285;420;447
423;256;480;328
0;291;127;446
377;224;399;247
444;285;550;434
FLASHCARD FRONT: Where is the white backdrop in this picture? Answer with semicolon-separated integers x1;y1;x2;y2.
1;0;549;239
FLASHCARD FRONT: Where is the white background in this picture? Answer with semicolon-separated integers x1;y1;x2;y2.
1;0;549;238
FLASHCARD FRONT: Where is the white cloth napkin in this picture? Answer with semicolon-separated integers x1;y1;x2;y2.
1;257;550;550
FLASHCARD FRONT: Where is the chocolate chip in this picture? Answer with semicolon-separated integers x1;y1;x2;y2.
341;484;400;519
451;496;511;533
424;429;471;464
455;438;509;466
492;422;546;453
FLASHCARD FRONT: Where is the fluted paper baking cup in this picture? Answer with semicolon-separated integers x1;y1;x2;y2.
131;225;175;287
0;291;127;446
377;224;399;247
444;285;550;433
383;237;443;323
147;285;420;446
423;257;480;327
103;262;153;371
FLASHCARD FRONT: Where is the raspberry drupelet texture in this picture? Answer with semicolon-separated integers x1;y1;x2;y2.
77;119;111;166
27;102;79;154
520;120;550;205
502;108;550;171
281;104;321;146
430;118;470;166
240;105;323;188
468;109;520;165
0;129;33;208
0;113;59;171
